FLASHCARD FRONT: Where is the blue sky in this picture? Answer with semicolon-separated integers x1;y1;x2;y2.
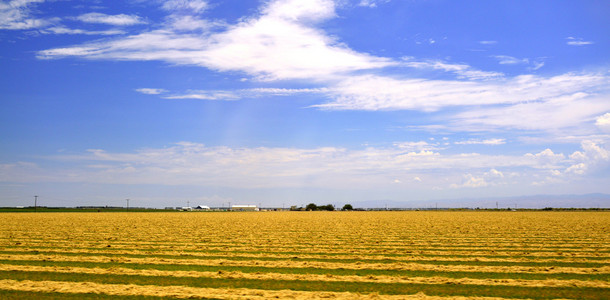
1;0;609;208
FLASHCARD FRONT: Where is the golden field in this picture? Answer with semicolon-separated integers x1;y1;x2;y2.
0;211;608;299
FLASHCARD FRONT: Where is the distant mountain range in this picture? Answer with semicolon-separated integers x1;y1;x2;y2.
349;193;610;209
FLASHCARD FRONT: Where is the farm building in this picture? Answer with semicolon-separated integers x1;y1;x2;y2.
231;205;258;211
195;205;210;210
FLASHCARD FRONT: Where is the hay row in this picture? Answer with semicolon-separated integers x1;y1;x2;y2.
2;253;608;274
3;241;608;259
1;264;608;289
0;279;525;300
1;247;608;265
4;239;605;251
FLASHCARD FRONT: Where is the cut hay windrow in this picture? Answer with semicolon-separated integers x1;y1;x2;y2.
1;247;608;267
1;253;608;274
0;264;608;289
0;279;526;300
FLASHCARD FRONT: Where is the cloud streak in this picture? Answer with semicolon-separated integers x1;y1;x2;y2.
566;37;594;46
75;13;146;26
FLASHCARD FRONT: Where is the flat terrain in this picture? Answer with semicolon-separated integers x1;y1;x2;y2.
0;211;608;299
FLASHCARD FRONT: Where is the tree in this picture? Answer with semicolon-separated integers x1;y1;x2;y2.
305;203;317;211
319;204;334;211
342;204;353;211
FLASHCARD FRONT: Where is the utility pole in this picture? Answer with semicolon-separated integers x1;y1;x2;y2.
34;195;38;212
126;199;130;210
496;201;499;210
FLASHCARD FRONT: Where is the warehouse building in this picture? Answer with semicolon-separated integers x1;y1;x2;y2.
231;205;258;211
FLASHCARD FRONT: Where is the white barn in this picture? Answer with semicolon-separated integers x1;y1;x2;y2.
231;205;258;211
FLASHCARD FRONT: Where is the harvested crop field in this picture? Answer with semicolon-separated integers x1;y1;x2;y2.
0;211;608;299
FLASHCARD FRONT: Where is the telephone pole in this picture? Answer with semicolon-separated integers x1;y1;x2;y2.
126;199;130;210
34;195;38;212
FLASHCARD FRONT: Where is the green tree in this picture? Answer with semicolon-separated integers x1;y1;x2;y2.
319;204;334;211
342;204;353;211
305;203;317;211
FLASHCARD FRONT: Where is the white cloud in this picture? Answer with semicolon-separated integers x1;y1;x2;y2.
564;141;610;176
135;88;167;95
4;141;606;190
162;0;209;13
161;87;327;100
401;57;502;80
566;37;593;46
450;90;610;132
493;55;529;65
164;91;240;101
166;14;217;31
393;141;441;151
455;138;505;145
450;168;505;188
42;26;124;35
76;12;145;26
525;149;565;169
530;61;545;71
31;0;610;136
565;163;586;175
38;0;394;81
451;174;488;188
479;40;497;45
595;113;610;132
315;72;610;116
263;0;336;23
0;0;51;30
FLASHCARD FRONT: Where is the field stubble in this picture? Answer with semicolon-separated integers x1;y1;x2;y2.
0;211;608;299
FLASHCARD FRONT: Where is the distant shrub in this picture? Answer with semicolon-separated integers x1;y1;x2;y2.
342;204;353;211
305;203;334;211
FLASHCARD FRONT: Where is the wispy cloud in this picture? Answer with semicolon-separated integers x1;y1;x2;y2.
401;57;503;80
492;55;529;65
135;88;167;95
479;40;497;45
41;26;124;35
161;87;328;100
566;37;594;46
0;0;53;30
76;12;146;26
316;73;609;113
163;91;240;101
162;0;209;13
455;139;506;145
358;0;390;8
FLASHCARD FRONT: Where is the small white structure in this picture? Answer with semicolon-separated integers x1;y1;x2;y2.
231;204;258;211
180;207;193;211
195;205;211;210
